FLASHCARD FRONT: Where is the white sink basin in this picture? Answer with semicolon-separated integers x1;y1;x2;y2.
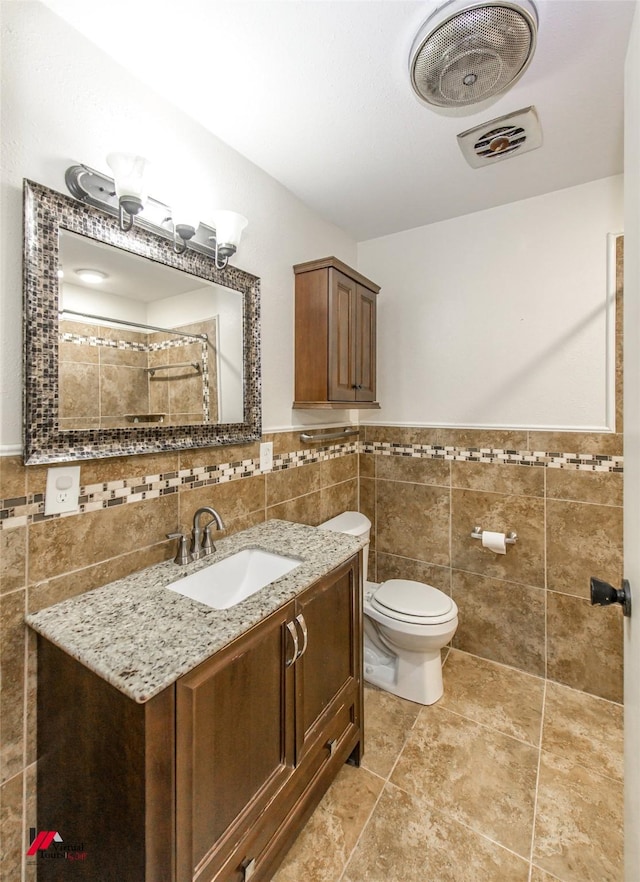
167;548;302;610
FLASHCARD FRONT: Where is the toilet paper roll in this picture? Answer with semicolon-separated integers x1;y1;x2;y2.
481;530;507;554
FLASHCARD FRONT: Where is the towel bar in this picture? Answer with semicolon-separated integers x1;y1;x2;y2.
300;428;359;443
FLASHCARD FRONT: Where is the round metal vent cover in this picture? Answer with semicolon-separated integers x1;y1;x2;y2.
410;1;538;108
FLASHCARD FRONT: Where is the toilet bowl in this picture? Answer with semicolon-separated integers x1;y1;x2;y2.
319;511;458;705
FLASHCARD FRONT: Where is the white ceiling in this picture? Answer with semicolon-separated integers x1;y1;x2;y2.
40;0;635;241
59;230;211;302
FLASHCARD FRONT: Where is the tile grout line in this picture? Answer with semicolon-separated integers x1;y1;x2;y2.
528;677;548;873
383;776;536;869
21;573;31;882
543;467;549;682
338;689;433;882
381;656;547;871
429;701;542;750
335;776;386;882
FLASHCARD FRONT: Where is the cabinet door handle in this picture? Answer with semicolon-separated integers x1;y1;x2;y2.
295;613;308;660
285;620;299;666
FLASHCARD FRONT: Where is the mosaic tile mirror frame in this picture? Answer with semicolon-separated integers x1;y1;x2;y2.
22;179;261;464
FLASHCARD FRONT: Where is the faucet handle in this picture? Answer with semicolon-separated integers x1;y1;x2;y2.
202;523;217;556
167;532;193;566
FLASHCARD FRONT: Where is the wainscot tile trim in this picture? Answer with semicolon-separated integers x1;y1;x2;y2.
360;441;624;472
0;440;359;529
0;440;622;530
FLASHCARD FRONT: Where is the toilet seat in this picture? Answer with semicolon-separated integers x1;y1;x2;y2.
370;579;457;625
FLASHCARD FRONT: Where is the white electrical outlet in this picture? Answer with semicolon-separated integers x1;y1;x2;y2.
260;441;273;473
44;466;81;515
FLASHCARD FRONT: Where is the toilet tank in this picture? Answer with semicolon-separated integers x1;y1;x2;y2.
318;511;371;583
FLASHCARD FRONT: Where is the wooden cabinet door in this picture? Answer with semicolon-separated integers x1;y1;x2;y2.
328;269;357;401
176;601;296;882
354;284;376;402
293;556;361;766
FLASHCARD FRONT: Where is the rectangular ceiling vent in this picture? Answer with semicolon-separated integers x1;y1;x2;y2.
457;106;542;168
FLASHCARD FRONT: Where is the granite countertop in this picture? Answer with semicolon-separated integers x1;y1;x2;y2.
26;519;364;704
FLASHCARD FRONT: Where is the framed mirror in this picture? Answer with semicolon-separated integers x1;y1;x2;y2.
23;179;261;464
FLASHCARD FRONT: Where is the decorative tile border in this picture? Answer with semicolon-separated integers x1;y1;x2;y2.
60;331;204;353
0;439;622;531
360;441;624;473
0;441;359;530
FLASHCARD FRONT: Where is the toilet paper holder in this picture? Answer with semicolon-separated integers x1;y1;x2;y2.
470;526;518;545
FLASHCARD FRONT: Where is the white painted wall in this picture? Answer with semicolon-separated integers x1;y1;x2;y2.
0;3;627;451
358;177;623;431
61;283;149;326
0;2;358;452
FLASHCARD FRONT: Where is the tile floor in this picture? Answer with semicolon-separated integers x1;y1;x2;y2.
273;649;624;882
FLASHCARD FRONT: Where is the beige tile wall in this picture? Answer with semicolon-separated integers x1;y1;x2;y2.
0;426;626;880
0;432;357;882
360;426;624;706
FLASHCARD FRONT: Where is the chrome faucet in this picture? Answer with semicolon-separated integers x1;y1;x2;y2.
191;506;225;560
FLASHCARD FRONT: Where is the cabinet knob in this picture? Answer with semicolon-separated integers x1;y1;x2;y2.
326;738;338;756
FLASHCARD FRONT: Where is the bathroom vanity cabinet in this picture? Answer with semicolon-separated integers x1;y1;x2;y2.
293;257;379;409
36;554;362;882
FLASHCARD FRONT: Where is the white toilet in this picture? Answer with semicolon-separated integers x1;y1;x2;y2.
319;511;458;705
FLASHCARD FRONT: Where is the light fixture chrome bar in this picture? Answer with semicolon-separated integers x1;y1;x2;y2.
64;164;230;264
65;164;173;234
59;309;208;342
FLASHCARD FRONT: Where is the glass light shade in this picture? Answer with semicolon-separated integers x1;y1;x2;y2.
209;210;248;248
170;194;200;233
106;152;149;202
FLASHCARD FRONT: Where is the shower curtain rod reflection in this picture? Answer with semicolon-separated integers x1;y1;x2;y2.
59;309;208;342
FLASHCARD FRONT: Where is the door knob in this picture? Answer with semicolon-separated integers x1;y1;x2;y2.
590;577;632;617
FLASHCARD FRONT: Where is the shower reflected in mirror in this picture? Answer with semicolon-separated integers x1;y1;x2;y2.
58;230;244;429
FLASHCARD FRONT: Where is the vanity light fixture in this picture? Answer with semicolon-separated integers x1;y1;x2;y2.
173;223;196;255
170;194;198;255
106;152;150;232
207;210;248;269
64;160;248;269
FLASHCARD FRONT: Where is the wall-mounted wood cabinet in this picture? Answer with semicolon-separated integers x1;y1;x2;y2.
36;554;362;882
293;257;380;409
